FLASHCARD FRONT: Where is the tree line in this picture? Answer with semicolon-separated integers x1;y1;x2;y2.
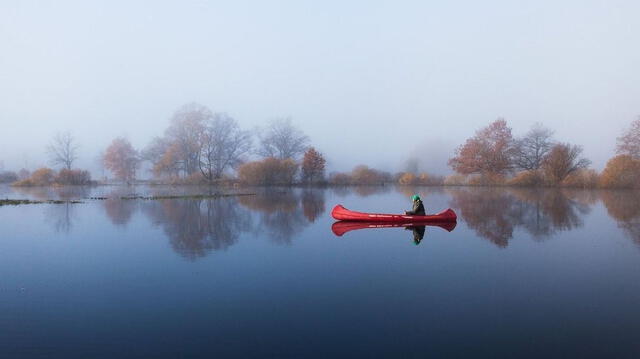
1;102;328;186
1;106;639;188
444;117;640;188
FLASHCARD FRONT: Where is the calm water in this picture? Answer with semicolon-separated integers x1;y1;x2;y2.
1;185;640;358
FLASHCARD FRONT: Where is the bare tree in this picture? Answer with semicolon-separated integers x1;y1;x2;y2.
165;103;210;176
513;123;554;171
258;118;310;159
198;113;252;181
47;132;78;170
616;117;640;158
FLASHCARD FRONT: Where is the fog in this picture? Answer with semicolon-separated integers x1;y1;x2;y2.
1;0;639;175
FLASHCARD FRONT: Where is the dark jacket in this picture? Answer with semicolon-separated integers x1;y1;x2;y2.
406;199;425;216
405;225;426;244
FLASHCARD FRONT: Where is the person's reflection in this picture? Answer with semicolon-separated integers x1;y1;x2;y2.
405;225;426;245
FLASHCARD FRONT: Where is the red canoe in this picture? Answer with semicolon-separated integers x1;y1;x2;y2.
331;204;457;223
331;221;457;237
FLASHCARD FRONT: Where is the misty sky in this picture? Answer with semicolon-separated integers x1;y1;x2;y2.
2;0;640;175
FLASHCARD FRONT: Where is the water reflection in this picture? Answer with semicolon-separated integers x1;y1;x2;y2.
103;199;138;227
301;189;325;223
601;190;640;245
237;190;314;245
449;188;591;247
12;185;91;200
10;184;640;253
331;221;456;245
405;225;426;245
142;198;252;260
45;202;75;233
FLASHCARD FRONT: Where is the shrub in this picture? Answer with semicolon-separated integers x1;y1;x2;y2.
55;169;93;185
508;170;544;187
237;158;299;185
444;174;467;186
350;165;391;185
467;173;506;186
599;155;640;188
398;172;417;185
13;167;55;186
562;169;599;188
0;171;18;183
328;172;351;185
397;172;444;186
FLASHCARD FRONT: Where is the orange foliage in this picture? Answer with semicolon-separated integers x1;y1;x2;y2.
542;143;591;184
103;137;140;182
398;172;416;185
599;155;640;188
449;119;515;176
301;147;326;183
508;170;544;187
13;167;55;186
350;165;391;185
237;158;298;185
562;169;599;188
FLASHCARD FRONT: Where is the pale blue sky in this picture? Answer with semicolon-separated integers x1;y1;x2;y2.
1;0;639;174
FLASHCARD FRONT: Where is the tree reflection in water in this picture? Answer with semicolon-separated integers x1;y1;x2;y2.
15;186;91;233
238;189;325;245
45;202;75;234
449;188;592;247
103;199;138;227
142;197;252;261
301;189;325;223
601;190;640;246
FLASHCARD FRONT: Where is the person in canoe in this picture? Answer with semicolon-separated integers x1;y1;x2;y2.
404;194;425;216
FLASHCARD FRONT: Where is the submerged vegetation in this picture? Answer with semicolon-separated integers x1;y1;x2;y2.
0;199;83;206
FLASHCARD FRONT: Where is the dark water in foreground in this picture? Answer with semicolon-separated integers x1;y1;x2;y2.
1;185;640;358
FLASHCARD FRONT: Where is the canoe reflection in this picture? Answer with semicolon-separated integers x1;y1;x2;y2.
331;221;457;244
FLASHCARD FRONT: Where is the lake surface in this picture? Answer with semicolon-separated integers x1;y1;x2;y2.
1;185;640;358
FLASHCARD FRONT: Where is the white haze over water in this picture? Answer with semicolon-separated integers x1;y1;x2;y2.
1;0;639;175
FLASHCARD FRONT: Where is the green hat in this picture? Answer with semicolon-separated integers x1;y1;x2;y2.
412;194;420;201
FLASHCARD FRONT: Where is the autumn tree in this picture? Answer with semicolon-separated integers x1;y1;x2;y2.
47;131;78;170
513;123;554;171
449;119;516;176
143;137;179;177
616;117;640;158
165;103;210;176
198;113;252;181
542;143;591;184
103;137;140;182
599;155;640;188
301;147;326;184
258;118;310;159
